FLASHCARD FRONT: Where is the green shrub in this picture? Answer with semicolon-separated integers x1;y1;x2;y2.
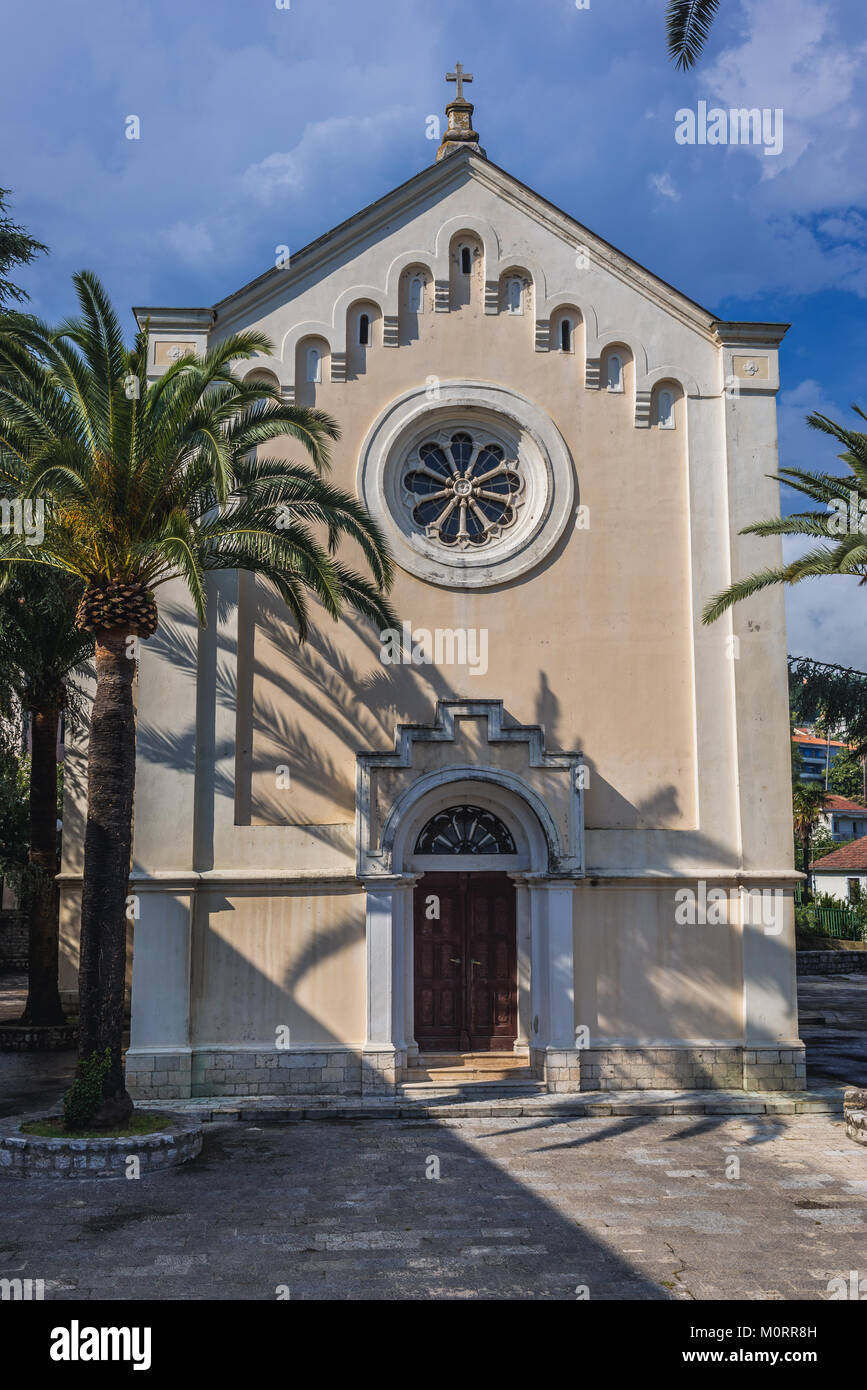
62;1049;111;1131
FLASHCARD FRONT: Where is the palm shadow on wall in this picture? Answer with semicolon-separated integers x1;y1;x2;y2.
135;595;804;1096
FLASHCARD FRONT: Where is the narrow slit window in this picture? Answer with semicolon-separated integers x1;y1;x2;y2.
409;276;424;313
658;389;675;429
607;353;623;392
560;319;572;352
507;277;523;314
306;347;321;383
358;313;370;347
460;245;472;275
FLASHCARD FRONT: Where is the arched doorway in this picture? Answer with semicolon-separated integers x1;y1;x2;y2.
415;872;517;1051
358;711;584;1092
413;801;519;1051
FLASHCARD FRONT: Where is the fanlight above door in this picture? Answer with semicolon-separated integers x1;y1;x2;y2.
414;804;516;855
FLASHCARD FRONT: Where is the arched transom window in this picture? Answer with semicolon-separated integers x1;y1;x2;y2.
403;430;522;548
415;805;517;854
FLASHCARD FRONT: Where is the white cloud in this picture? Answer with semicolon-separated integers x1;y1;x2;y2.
164;221;216;265
648;171;680;201
776;379;849;479
702;0;867;199
783;535;867;667
242;108;415;203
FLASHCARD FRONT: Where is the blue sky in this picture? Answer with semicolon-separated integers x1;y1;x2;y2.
2;0;865;665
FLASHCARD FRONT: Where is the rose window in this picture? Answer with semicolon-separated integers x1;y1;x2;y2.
402;431;522;548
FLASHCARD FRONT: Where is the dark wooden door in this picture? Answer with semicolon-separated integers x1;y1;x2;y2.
414;872;517;1052
466;874;518;1050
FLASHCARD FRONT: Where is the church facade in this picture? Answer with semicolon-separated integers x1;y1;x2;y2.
60;81;804;1099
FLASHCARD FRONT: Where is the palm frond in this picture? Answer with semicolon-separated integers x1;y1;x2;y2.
666;0;720;71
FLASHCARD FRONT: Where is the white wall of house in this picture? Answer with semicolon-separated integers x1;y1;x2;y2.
812;872;866;903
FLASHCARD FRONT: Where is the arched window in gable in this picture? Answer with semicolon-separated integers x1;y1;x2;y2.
607;353;623;393
306;347;321;384
409;275;425;313
358;313;371;347
560;319;573;352
460;245;472;275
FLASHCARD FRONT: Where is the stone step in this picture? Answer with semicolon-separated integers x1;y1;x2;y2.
409;1052;529;1071
400;1080;546;1097
409;1067;535;1083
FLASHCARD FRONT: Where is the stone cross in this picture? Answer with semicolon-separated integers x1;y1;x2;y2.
446;63;473;101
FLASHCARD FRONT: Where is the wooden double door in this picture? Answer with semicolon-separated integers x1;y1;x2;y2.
413;872;517;1052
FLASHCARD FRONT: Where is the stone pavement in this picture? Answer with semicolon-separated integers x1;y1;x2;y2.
798;972;867;1089
1;1112;865;1299
1;968;866;1300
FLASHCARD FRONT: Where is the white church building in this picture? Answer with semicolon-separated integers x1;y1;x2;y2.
60;71;805;1098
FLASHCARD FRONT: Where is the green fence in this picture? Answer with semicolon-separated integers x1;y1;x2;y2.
795;886;864;939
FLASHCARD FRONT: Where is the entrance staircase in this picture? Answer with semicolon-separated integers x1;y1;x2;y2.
400;1052;545;1098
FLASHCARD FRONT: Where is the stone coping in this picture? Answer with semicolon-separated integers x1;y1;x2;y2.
0;1022;78;1052
145;1087;844;1122
0;1110;203;1178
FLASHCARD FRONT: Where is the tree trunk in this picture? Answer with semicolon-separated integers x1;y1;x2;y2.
21;704;65;1026
78;632;136;1125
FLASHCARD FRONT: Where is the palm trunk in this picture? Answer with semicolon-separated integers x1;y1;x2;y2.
78;631;136;1125
802;829;812;903
21;704;65;1026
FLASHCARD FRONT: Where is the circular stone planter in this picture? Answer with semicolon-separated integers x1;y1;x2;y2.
0;1111;203;1178
0;1022;78;1052
844;1088;867;1147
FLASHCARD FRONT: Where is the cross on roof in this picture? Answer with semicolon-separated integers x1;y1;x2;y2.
446;62;473;101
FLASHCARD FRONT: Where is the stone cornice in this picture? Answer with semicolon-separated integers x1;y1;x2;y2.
712;320;790;348
132;307;214;333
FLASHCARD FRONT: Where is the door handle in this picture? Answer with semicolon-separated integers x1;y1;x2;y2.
449;957;461;963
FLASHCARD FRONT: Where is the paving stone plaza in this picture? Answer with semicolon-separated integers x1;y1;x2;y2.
1;972;865;1300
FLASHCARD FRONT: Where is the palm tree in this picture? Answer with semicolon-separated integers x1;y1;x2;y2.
0;271;396;1124
667;0;721;70
792;783;828;902
0;570;91;1025
702;407;867;623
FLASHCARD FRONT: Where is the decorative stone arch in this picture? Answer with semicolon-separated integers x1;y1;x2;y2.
638;363;701;398
542;291;594;322
548;302;583;356
497;265;534;317
635;365;699;430
386;766;557;876
536;292;593;355
343;295;382;368
281;320;335;389
239;356;287;392
293;333;330;404
385;251;435;304
585;328;647;394
433;214;500;273
330;285;385;346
